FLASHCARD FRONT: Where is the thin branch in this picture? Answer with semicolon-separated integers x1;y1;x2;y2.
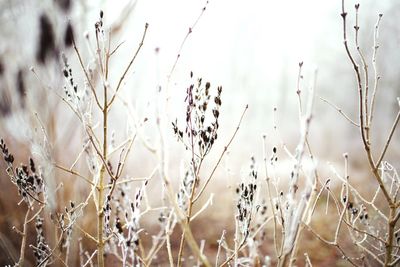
296;62;304;117
54;164;94;186
329;163;388;220
111;175;152;187
319;96;359;127
37;230;65;267
369;14;383;125
341;0;392;206
70;140;91;170
72;37;102;109
15;207;31;267
166;1;209;87
82;250;97;267
262;135;280;258
86;128;115;181
76;224;98;244
304;253;313;267
109;40;126;57
304;223;358;267
108;23;149;107
193;104;248;202
354;4;370;135
27;206;45;224
376;110;400;169
191;193;214;221
115;134;137;179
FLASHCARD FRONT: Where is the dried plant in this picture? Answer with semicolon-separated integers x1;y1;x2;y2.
303;2;400;267
1;1;399;267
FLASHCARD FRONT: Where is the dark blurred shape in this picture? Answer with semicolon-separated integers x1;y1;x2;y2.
54;0;71;12
36;14;57;64
64;22;74;47
16;69;26;108
0;90;11;117
0;58;4;77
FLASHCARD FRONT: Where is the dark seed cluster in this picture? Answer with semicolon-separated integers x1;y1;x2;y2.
347;201;369;223
270;147;278;164
396;232;400;244
95;10;104;34
60;201;77;250
1;139;44;205
236;157;258;240
104;181;148;259
107;160;114;176
104;195;113;234
1;139;14;165
62;54;79;96
33;216;51;265
172;72;222;158
15;161;44;204
157;212;167;224
177;169;195;209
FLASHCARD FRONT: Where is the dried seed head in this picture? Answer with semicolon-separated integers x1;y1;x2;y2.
212;108;219;119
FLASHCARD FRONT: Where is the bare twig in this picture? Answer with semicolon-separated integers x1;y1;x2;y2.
15;207;31;267
376;110;400;169
166;1;209;87
369;14;383;126
54;164;94;186
108;23;149;107
72;37;102;109
194;105;248;202
319;96;359;127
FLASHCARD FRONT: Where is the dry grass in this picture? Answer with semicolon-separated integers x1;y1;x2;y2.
0;1;400;267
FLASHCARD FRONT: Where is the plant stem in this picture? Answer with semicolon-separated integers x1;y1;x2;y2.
385;206;396;266
177;102;199;266
16;207;30;267
97;84;108;267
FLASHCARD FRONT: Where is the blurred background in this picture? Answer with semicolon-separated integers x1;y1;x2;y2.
0;0;399;265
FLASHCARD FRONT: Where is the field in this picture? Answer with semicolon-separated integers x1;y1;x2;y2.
0;1;400;266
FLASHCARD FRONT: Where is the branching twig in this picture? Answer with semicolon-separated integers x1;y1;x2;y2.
72;37;102;109
194;105;248;202
108;23;149;107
